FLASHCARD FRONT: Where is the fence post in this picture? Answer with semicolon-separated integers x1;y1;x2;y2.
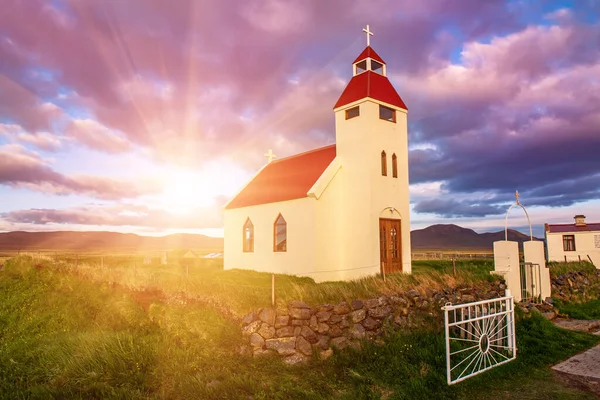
271;274;276;307
452;258;456;276
505;288;514;353
443;306;451;385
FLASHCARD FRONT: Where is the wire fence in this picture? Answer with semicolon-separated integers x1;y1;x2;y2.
411;252;493;260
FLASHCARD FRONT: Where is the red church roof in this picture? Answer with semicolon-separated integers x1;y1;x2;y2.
225;145;336;209
334;71;408;110
546;223;600;233
353;46;385;64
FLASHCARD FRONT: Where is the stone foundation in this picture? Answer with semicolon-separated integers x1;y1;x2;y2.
551;269;600;301
241;282;506;364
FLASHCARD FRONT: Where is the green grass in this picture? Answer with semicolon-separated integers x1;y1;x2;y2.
19;254;499;317
548;261;597;276
1;257;599;399
554;299;600;320
412;259;495;281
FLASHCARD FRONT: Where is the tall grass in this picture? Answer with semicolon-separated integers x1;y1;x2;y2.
27;255;497;317
1;257;598;399
547;260;597;276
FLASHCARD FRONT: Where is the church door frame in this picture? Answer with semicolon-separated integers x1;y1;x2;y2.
379;218;402;275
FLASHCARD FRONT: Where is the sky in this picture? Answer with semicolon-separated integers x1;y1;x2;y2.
0;0;599;238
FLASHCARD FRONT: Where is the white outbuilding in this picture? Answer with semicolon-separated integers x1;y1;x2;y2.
545;215;600;267
224;32;412;282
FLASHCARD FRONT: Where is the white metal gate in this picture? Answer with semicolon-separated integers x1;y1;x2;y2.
520;262;542;302
442;290;517;385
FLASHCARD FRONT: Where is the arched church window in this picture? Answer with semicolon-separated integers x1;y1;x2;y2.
381;151;387;176
392;153;398;178
274;214;287;252
243;218;254;252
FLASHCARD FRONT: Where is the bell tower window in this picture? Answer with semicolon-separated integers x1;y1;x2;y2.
381;151;387;176
345;106;360;119
353;58;387;77
379;105;396;123
371;60;383;74
355;60;367;74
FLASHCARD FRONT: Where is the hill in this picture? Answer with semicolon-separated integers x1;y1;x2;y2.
0;231;223;251
411;224;541;251
0;224;540;252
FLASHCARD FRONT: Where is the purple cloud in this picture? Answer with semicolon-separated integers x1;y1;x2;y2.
0;145;160;199
0;0;598;225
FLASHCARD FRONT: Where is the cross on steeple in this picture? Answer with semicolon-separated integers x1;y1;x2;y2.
264;149;277;163
362;24;373;47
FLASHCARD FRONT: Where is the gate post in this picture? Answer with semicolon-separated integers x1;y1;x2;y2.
523;241;551;300
493;241;522;302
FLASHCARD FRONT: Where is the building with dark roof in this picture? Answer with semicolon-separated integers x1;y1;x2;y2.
545;215;600;267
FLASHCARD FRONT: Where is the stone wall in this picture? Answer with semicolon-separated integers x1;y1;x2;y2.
241;281;506;364
551;269;600;301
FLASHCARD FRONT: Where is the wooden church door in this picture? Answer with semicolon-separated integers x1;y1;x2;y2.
379;218;402;274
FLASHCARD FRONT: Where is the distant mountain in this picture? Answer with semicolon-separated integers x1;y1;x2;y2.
410;224;541;251
0;231;223;251
0;224;538;252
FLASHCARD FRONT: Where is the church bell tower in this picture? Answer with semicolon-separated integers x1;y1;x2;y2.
332;25;412;276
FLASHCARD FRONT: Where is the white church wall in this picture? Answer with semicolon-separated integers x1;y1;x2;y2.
334;100;412;276
313;166;344;281
224;198;317;276
371;107;411;274
546;231;600;267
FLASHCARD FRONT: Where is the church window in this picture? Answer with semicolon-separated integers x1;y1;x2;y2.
371;60;383;74
379;105;396;122
345;106;360;119
392;153;398;178
356;60;367;74
243;218;254;252
274;214;287;252
563;235;575;251
381;151;387;176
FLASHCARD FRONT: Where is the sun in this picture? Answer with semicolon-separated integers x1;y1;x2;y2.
154;162;251;214
160;173;215;213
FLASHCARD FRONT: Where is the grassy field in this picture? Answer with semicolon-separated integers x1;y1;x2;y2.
1;256;599;399
35;254;499;317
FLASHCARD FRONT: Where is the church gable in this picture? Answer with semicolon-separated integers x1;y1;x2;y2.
225;145;336;209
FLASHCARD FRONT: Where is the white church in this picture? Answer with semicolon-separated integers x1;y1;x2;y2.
224;27;412;282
